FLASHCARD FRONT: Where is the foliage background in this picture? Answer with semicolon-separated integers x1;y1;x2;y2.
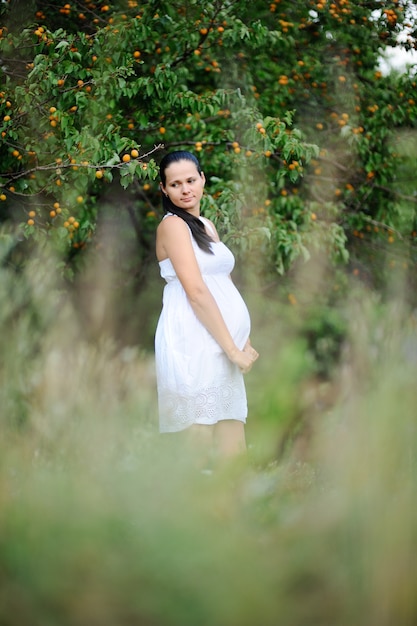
1;0;416;322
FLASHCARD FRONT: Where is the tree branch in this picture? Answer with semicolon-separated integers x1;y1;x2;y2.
0;145;164;188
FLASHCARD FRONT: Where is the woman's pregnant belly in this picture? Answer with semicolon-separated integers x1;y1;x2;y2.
207;276;251;350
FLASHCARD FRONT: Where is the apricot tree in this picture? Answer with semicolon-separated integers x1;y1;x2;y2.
0;0;416;283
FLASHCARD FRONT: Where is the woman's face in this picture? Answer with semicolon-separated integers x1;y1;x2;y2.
161;159;205;216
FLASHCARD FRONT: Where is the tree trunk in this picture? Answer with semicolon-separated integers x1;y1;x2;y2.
6;0;37;33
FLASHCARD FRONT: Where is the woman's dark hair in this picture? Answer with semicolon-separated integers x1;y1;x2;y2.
159;150;214;254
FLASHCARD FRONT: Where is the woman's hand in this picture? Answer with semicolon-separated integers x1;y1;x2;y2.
228;339;259;374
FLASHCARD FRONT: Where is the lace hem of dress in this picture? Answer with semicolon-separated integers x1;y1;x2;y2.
158;380;247;432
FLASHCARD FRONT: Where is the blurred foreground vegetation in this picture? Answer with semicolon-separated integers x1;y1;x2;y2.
1;230;416;626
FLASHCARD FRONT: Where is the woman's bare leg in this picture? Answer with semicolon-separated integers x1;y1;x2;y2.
186;424;215;470
213;420;246;462
175;421;246;470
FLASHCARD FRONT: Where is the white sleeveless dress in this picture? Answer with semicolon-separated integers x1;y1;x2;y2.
155;215;251;433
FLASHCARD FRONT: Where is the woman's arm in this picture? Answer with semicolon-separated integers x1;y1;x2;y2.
157;216;258;372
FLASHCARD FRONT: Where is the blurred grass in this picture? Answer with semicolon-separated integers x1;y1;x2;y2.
1;230;417;626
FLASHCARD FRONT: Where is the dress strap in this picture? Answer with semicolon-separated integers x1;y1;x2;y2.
199;216;216;237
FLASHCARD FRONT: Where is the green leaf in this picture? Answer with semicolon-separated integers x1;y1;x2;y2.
55;40;70;50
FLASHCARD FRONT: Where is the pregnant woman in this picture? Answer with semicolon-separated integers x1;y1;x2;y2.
155;150;259;467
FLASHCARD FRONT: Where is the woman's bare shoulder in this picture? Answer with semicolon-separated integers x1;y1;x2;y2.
157;214;189;239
